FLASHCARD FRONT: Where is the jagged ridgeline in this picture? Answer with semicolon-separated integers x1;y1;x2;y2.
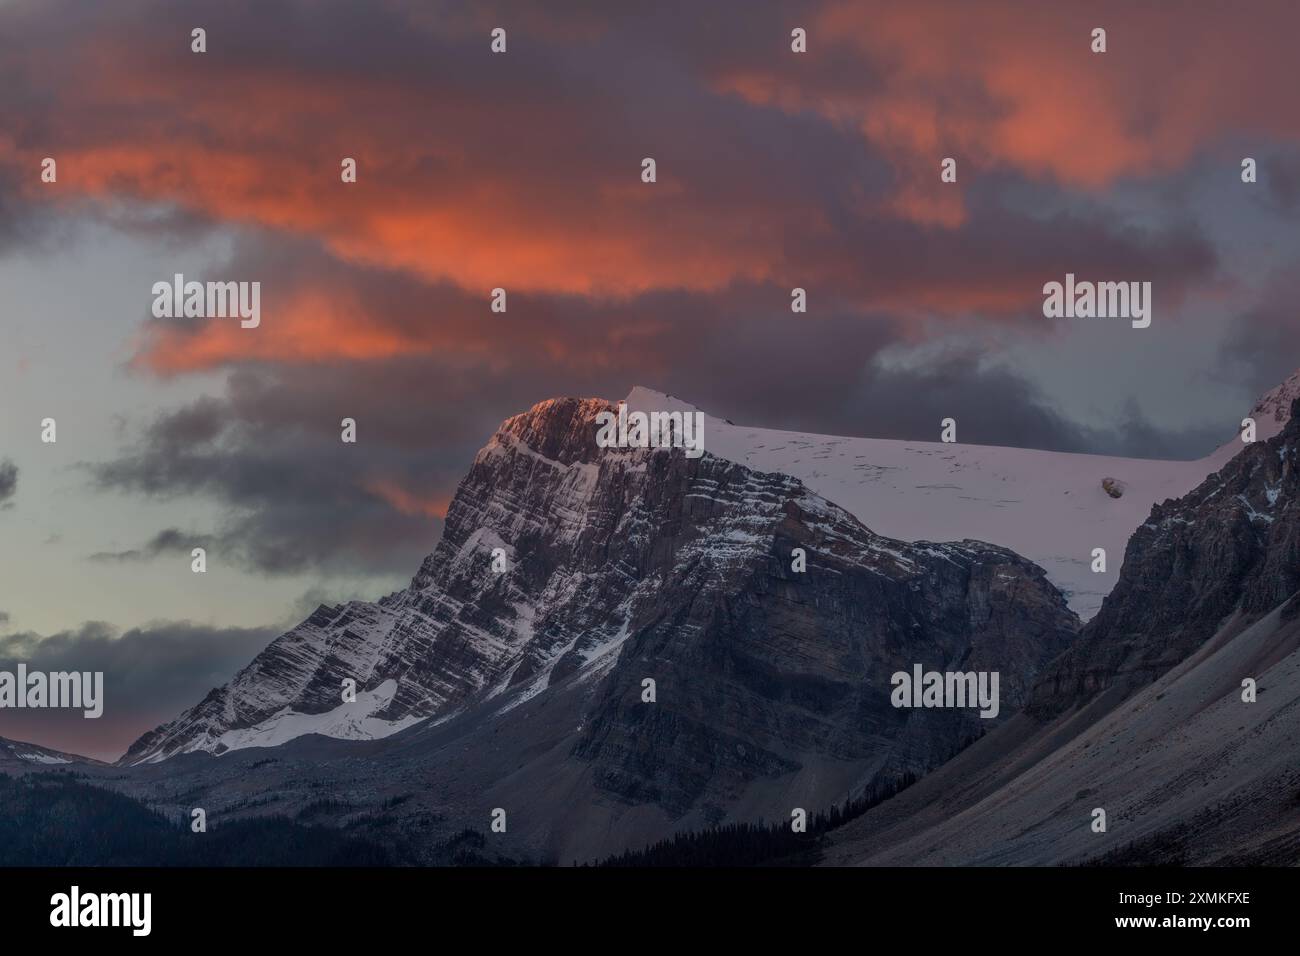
45;373;1296;863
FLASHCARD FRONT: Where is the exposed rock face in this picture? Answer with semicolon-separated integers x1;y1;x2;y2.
567;454;1078;812
128;396;638;762
126;394;1078;821
820;597;1300;867
1030;396;1300;718
822;401;1300;867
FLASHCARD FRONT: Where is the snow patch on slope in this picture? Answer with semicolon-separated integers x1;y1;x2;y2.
14;751;72;765
0;737;86;765
207;679;422;753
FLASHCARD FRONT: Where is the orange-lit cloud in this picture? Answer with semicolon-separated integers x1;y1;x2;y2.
720;1;1300;195
135;288;438;374
364;479;450;519
0;0;1275;378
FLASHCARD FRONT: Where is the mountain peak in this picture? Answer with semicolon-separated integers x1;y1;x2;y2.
1250;367;1300;436
623;386;704;416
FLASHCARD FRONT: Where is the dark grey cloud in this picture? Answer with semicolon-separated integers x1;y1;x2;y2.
1091;398;1230;460
689;347;1226;458
0;459;16;508
1217;266;1300;399
87;363;458;577
88;527;215;564
0;174;35;255
0;620;279;762
1266;150;1300;215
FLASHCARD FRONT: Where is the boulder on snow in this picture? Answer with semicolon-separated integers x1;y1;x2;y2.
1101;477;1126;499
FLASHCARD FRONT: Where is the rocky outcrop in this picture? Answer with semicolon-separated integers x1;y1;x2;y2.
1029;396;1300;718
820;398;1300;868
1247;367;1300;441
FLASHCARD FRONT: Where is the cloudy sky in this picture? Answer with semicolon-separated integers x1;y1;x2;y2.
2;0;1300;759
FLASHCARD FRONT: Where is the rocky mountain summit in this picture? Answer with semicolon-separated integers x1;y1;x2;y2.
1246;367;1300;442
126;393;1078;823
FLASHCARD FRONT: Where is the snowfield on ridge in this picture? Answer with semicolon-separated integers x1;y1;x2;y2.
628;370;1299;619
